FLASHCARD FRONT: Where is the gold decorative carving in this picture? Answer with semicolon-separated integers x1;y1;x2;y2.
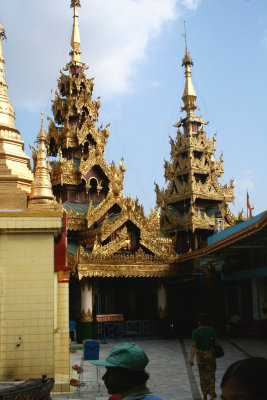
57;270;70;282
78;262;178;278
81;309;93;322
158;306;167;318
155;50;238;240
47;12;176;281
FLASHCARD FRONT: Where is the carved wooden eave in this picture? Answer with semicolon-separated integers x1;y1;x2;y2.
77;263;179;278
74;246;178;278
91;226;129;256
170;133;216;155
86;192;121;227
174;115;208;128
57;71;70;95
47;119;61;147
164;154;224;181
100;202;159;238
140;235;175;259
65;211;87;231
159;174;234;205
52;158;80;186
52;91;65;122
79;148;124;187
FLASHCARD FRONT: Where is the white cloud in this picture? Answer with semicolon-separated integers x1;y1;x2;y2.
181;0;202;10
1;0;202;110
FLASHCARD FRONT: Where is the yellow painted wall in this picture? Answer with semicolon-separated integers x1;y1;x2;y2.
0;213;70;392
0;232;54;380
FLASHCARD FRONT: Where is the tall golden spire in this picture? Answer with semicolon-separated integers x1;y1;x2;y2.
70;0;82;65
0;23;16;130
181;23;197;118
28;113;55;208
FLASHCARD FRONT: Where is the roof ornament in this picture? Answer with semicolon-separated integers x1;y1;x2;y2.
70;0;81;7
180;21;196;116
28;112;56;208
0;23;16;130
70;0;82;64
181;20;193;67
0;23;7;40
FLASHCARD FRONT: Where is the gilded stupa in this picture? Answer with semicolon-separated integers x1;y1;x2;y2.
47;1;175;334
0;24;33;209
28;113;57;210
155;45;236;253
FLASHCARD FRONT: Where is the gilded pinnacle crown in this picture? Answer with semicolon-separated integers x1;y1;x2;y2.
0;23;7;40
71;0;81;8
70;0;82;65
29;113;54;204
182;48;193;67
0;23;16;130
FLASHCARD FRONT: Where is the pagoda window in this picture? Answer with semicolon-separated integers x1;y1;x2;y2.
195;174;207;184
109;203;121;215
192;122;198;132
82;107;89;116
101;179;109;196
86;165;108;184
194;151;202;160
48;137;58;157
71;83;78;96
86;134;96;147
89;177;97;194
83;141;89;158
183;122;189;135
55;110;63;125
178;175;188;184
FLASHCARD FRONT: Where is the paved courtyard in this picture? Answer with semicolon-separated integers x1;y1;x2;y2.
53;337;267;400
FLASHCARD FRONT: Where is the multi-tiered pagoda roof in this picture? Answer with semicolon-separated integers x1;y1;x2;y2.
47;1;176;278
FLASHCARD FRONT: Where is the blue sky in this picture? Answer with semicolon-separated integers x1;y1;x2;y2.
1;0;267;215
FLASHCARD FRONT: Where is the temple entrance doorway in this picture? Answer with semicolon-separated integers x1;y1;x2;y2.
95;278;158;320
166;276;203;338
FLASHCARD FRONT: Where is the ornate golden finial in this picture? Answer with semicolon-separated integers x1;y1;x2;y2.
180;22;196;117
0;23;16;130
28;113;55;207
37;111;46;140
70;0;81;64
181;21;193;66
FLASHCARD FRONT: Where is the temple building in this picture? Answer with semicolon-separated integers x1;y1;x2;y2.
0;23;70;392
153;45;248;333
155;47;237;254
46;0;177;339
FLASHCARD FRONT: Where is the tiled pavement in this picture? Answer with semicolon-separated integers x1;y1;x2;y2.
53;337;267;400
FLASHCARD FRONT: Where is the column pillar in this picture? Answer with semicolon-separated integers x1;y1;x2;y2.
252;278;259;320
157;281;167;337
81;279;93;339
54;271;70;392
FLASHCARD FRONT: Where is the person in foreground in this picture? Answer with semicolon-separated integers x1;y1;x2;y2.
220;357;267;400
189;313;218;400
89;343;165;400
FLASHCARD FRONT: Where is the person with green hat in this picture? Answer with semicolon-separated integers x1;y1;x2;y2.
89;343;165;400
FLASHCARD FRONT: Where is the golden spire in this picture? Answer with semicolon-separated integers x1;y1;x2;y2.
70;0;82;64
29;113;55;206
181;22;197;118
0;23;16;130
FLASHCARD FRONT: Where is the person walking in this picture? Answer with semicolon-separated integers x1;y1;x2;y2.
189;313;218;400
89;343;165;400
